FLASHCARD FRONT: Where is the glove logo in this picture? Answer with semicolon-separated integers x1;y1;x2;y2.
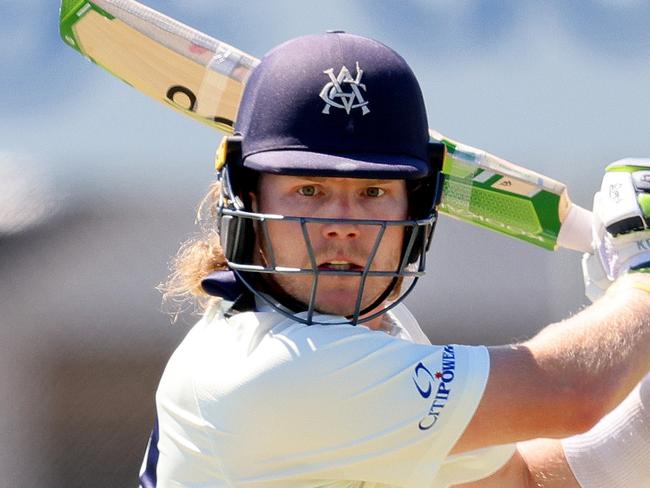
320;62;370;115
609;183;623;203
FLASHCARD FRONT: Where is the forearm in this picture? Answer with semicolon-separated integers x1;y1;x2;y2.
518;439;580;488
524;273;650;427
450;449;530;488
451;441;578;488
456;374;650;488
560;373;650;488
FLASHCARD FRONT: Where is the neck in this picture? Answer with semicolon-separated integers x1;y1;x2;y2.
361;304;393;331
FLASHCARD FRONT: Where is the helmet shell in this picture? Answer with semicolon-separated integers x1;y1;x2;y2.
235;32;433;180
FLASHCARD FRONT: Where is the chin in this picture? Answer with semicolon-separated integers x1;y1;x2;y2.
271;275;391;317
314;289;384;317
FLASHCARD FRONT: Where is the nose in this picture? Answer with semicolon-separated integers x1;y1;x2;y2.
318;197;362;240
320;219;361;240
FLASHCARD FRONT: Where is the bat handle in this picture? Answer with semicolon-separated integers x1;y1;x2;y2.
557;204;593;253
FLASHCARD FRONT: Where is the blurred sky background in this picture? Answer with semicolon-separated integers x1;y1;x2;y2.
2;0;650;486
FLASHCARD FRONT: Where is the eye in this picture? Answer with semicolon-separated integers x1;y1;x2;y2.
364;187;385;197
297;185;318;197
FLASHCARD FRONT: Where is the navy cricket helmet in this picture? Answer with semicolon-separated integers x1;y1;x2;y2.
204;32;445;325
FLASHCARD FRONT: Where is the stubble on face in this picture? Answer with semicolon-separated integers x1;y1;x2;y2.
252;174;408;318
264;225;403;315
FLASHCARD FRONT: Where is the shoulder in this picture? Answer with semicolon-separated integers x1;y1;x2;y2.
154;311;493;486
161;309;489;393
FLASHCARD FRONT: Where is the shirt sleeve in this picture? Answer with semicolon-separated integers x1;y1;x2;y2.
195;321;492;488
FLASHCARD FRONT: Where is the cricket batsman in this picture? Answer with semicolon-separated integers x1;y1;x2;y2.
138;32;650;487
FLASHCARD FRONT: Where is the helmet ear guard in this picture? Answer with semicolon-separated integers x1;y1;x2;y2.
215;135;256;264
428;140;446;207
404;140;445;265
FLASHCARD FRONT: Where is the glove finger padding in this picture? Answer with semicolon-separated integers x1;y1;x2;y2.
583;158;650;302
598;161;650;236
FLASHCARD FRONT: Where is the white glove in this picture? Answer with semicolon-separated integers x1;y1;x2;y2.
583;158;650;301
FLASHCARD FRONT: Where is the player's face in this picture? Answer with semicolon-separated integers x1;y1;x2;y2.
254;174;408;319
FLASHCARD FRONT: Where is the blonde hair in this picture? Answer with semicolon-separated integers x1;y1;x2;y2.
158;180;228;320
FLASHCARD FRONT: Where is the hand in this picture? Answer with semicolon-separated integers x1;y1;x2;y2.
582;158;650;301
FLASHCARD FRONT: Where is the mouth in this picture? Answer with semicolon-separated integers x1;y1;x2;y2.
317;260;365;272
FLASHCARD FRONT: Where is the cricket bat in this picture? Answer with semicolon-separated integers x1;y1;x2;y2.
59;0;593;254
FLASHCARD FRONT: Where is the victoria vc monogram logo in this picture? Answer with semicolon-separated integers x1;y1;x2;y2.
320;62;370;115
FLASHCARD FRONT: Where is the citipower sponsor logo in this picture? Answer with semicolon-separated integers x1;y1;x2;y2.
412;345;456;431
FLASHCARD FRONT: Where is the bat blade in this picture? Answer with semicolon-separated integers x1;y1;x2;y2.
60;1;593;253
59;0;258;132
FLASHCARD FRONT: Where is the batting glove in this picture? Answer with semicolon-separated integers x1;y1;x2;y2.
583;158;650;301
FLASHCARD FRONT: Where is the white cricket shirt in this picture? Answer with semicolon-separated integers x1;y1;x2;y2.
140;303;514;487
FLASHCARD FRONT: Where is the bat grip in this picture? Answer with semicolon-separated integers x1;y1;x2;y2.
557;204;593;253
